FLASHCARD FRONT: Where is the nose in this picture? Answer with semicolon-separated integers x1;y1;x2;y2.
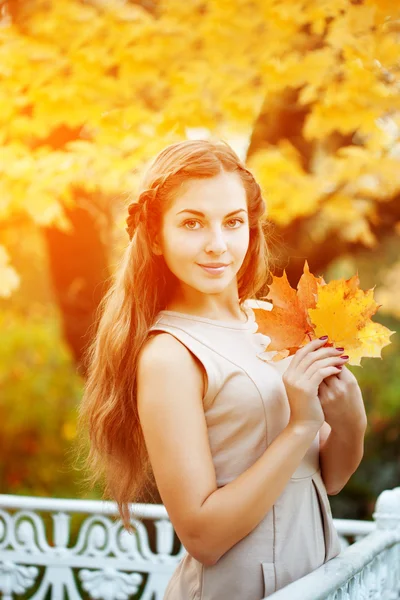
204;226;228;254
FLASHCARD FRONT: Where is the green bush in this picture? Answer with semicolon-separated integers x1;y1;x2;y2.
0;306;87;498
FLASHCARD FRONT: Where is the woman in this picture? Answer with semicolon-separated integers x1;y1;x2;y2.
79;138;347;599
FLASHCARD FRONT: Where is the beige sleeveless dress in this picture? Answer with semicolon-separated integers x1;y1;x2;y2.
147;299;342;600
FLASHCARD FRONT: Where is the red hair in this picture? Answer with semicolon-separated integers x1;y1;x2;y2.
77;138;275;532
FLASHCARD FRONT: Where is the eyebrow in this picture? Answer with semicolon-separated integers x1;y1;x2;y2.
176;208;247;217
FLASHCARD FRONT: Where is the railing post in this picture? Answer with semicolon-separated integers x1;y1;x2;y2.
372;486;400;600
373;486;400;530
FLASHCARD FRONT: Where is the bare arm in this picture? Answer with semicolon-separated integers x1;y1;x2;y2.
137;333;319;567
195;421;319;564
319;420;366;495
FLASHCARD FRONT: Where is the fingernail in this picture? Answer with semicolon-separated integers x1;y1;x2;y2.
319;335;328;340
341;355;349;359
337;365;343;369
336;347;344;351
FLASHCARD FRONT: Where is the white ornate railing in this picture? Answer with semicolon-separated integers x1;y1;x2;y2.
0;495;182;600
0;488;399;599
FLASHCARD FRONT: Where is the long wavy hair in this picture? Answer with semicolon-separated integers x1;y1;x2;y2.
77;138;277;533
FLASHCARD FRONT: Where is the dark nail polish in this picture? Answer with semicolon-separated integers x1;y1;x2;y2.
336;347;344;351
319;336;328;340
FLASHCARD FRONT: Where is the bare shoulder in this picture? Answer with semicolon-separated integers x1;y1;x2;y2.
138;331;188;364
137;332;204;390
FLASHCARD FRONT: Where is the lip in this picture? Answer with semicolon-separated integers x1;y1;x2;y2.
198;263;230;267
198;264;230;276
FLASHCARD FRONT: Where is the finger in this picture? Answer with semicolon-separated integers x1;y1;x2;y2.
310;364;343;386
304;346;345;374
306;355;346;380
290;337;331;371
321;373;340;387
335;364;356;385
318;378;339;397
318;381;329;399
319;380;329;393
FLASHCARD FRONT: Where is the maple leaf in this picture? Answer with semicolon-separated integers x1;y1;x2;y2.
253;260;395;367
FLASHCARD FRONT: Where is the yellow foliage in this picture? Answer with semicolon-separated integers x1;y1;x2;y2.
317;194;378;247
247;141;324;225
1;0;400;297
0;246;20;298
374;261;400;320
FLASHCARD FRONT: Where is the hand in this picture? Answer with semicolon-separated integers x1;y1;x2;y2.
318;365;367;432
283;337;346;430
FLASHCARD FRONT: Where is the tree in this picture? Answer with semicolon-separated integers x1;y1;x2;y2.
1;0;399;367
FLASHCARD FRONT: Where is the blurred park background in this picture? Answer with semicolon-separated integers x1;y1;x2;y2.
1;0;400;522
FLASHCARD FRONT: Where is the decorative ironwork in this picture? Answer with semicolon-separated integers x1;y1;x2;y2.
0;497;184;599
0;488;399;599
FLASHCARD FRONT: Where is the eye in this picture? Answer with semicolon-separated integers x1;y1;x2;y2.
227;218;244;228
183;219;200;230
183;218;244;230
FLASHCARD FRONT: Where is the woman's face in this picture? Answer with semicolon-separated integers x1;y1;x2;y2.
156;170;250;299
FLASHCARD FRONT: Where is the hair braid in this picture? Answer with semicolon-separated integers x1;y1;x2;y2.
126;185;160;240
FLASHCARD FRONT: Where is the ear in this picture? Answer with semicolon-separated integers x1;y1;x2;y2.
151;236;163;256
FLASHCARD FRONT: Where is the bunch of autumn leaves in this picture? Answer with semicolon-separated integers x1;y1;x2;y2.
252;261;395;367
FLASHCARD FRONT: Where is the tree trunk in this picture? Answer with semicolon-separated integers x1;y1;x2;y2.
42;198;110;375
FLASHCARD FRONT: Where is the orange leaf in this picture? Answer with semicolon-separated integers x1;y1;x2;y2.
253;261;324;354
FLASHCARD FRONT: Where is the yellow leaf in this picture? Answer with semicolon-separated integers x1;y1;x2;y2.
307;273;395;365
